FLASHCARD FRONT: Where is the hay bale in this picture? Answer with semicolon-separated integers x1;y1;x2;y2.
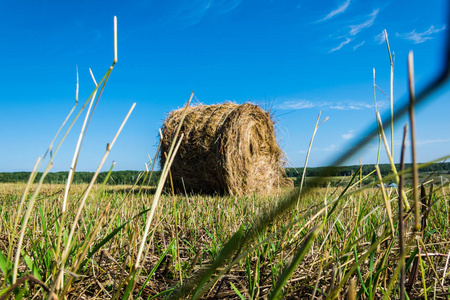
159;103;292;196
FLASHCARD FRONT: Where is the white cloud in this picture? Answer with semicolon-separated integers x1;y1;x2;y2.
329;105;346;110
393;138;450;148
210;0;241;15
410;139;450;146
396;25;446;44
416;138;450;146
279;100;373;110
316;0;351;23
322;144;339;152
298;144;340;153
342;130;355;140
353;40;365;50
329;37;353;53
349;9;379;36
374;31;386;44
279;100;316;110
330;104;371;110
169;0;241;28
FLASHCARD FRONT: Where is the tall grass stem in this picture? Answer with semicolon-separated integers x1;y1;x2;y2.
376;112;410;210
298;112;328;206
408;51;420;232
373;68;381;165
398;124;408;300
384;30;395;160
375;165;395;237
57;103;135;285
135;92;193;269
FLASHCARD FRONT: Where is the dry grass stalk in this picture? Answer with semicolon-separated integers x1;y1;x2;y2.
375;165;395;237
346;277;357;300
399;124;408;300
408;51;420;232
298;111;328;205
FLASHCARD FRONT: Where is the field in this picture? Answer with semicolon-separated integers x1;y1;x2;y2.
2;15;450;300
1;176;450;299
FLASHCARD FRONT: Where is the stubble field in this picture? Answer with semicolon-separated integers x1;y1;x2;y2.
1;177;450;299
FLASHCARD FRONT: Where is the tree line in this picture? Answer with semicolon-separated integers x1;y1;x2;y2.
1;162;448;185
0;170;161;186
284;162;450;178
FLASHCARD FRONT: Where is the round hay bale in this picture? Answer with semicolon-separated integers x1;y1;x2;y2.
159;103;293;196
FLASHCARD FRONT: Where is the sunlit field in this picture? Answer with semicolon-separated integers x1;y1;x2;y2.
2;15;450;300
1;177;450;299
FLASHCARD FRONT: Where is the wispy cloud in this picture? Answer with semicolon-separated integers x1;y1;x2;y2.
416;138;450;146
408;139;450;146
353;40;365;50
210;0;241;15
169;0;241;28
329;37;353;53
396;25;446;43
374;30;386;44
342;130;355;140
326;8;378;53
279;100;373;110
393;138;450;148
316;0;351;23
349;8;379;36
170;0;211;27
298;144;339;153
279;100;316;110
321;144;340;152
330;103;372;110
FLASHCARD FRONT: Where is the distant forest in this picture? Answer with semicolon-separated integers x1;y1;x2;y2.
0;162;448;185
284;162;450;186
0;170;161;186
284;162;450;178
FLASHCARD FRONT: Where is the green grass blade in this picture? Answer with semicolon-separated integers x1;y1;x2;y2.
0;251;13;285
136;238;176;298
147;287;176;300
353;245;369;297
121;270;137;300
190;225;245;300
79;206;152;270
23;253;43;281
230;282;246;300
0;287;9;297
14;287;26;300
268;225;322;300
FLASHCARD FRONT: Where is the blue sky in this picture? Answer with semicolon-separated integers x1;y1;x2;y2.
1;0;449;172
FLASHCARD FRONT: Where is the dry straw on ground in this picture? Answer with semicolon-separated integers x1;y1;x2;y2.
159;102;292;196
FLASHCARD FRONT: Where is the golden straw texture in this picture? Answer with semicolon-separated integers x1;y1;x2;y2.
160;103;292;196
